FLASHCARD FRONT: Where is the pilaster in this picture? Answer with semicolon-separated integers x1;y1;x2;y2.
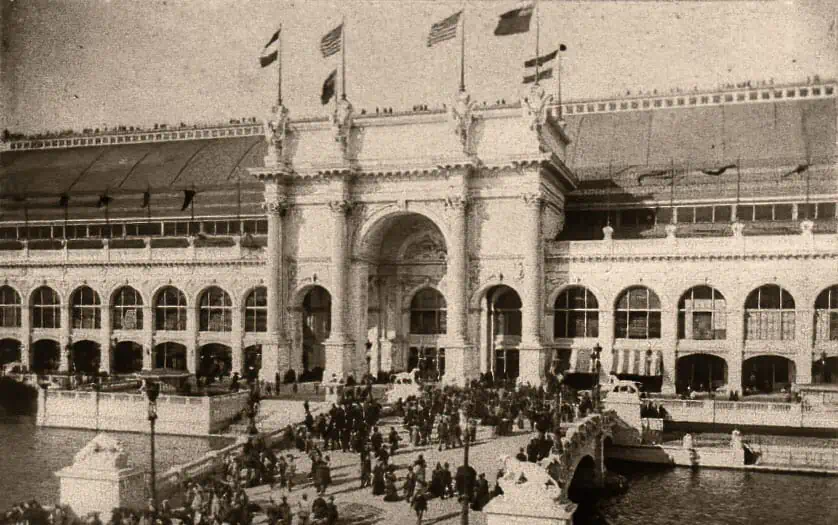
20;305;31;370
518;191;547;386
186;305;198;374
660;305;678;394
261;180;291;384
796;308;814;385
323;181;354;380
231;306;244;375
142;305;153;370
59;305;71;372
726;308;745;394
100;303;112;374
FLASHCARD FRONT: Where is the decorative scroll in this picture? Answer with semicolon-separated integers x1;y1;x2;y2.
522;83;554;134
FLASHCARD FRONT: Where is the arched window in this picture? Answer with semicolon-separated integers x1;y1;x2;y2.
493;289;522;337
200;287;232;332
112;287;143;330
32;287;60;329
409;289;447;335
678;286;726;340
0;286;21;328
814;285;838;341
155;287;187;331
745;285;795;340
615;286;661;339
71;286;101;329
553;287;599;338
244;287;268;333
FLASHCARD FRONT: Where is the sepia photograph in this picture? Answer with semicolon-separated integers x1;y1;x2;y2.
0;0;836;523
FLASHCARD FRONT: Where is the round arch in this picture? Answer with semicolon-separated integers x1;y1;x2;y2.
112;341;143;374
27;284;65;306
193;285;239;311
0;338;22;366
109;284;148;308
198;343;232;381
676;353;728;393
197;286;234;332
545;282;605;313
31;339;60;373
70;339;101;374
150;284;188;306
566;454;598;504
678;285;727;341
244;344;262;381
744;284;796;341
353;205;452;261
153;342;187;370
289;282;333;310
814;284;838;342
469;280;524;311
743;354;796;394
614;285;662;340
402;284;446;310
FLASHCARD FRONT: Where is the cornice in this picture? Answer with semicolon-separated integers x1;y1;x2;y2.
547;251;838;264
0;260;266;269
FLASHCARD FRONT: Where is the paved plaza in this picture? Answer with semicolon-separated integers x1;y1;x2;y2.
244;418;535;525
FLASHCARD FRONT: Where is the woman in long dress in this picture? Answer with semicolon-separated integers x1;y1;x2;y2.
372;461;386;496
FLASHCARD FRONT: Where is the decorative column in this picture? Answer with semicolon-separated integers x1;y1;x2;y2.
231;303;244;375
323;189;354;381
660;303;678;394
442;189;475;386
726;308;745;395
59;303;71;372
100;303;112;374
186;304;198;375
795;307;813;385
518;192;546;386
142;305;153;370
259;182;290;385
349;261;370;379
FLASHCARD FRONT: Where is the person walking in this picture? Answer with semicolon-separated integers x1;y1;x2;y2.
412;488;427;525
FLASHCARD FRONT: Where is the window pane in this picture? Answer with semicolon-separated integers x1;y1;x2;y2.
714;206;732;222
648;292;661;310
817;202;835;219
585;312;599;337
629;288;648;309
554;311;568;338
759;286;780;309
648;312;661;338
694;206;713;223
774;204;792;221
628;312;648;339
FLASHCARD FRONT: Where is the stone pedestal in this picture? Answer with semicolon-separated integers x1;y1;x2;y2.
56;434;146;522
484;496;576;525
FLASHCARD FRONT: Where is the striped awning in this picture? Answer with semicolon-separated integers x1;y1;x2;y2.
567;348;594;374
611;349;663;377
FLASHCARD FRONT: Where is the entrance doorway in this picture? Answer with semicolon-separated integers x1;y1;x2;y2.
743;355;795;393
113;341;143;374
0;339;21;367
244;344;262;381
301;286;331;381
199;343;232;380
486;285;522;381
31;340;60;373
676;353;728;394
71;340;100;374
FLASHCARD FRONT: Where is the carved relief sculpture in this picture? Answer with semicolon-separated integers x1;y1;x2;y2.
449;91;478;154
522;82;554;135
331;98;355;156
263;104;291;168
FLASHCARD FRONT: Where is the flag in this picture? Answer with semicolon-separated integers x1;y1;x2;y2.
141;190;151;208
523;68;553;84
59;194;69;208
494;4;534;36
782;163;809;178
260;27;280;68
97;194;112;208
637;169;672;185
321;69;337;105
181;189;196;211
427;11;461;47
524;49;557;68
320;23;343;58
701;164;737;176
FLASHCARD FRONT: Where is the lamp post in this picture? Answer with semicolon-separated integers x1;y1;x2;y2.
592;343;602;412
820;351;829;383
460;399;472;525
145;380;160;508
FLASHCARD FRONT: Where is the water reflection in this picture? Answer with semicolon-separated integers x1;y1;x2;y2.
0;416;231;510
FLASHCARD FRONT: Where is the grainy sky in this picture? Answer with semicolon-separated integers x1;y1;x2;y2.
1;0;836;134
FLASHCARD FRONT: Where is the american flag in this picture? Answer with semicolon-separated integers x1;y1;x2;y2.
427;11;461;47
320;23;343;58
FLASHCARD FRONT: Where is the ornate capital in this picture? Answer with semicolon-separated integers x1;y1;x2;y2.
520;192;545;209
449;90;478;155
263;104;291;168
263;198;289;217
521;83;554;134
328;199;354;216
331;98;354;157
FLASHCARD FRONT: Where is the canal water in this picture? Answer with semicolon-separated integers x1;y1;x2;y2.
0;415;232;510
2;416;837;524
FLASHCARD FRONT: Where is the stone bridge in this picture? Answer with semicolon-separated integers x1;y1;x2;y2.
485;411;616;525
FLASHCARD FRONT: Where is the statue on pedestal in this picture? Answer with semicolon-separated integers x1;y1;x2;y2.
449;90;478;154
331;97;354;156
263;104;290;168
522;82;554;134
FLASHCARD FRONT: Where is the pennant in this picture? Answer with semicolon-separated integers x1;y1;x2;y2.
494;4;534;36
59;194;69;208
321;69;337;105
97;194;112;208
260;28;281;68
523;68;553;84
427;11;461;47
524;49;557;68
181;189;196;211
782;164;809;178
701;164;737;176
320;23;343;58
141;190;151;209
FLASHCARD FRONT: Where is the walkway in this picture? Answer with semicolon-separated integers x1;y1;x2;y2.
244;417;535;525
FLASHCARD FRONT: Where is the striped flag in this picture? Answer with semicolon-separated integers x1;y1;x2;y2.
320;23;343;58
260;27;281;67
523;68;553;84
427;11;461;47
524;49;558;68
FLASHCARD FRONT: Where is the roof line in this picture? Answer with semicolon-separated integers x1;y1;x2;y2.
169;141;212;188
116;147;158;189
226;137;262;181
66;148;110;193
644;112;653;165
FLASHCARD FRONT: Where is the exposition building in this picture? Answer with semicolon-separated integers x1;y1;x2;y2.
0;79;836;394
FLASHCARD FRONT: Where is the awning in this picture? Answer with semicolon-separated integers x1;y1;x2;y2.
567;348;594;374
613;349;663;377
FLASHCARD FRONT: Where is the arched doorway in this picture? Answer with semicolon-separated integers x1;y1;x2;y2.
301;286;331;381
743;355;795;394
71;340;100;374
154;342;187;370
0;338;21;367
407;288;447;382
244;344;262;381
484;285;522;382
31;340;60;373
676;353;728;394
199;343;232;381
113;341;143;374
813;356;838;385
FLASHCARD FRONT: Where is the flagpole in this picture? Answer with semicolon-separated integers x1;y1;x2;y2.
669;159;676;222
341;15;347;100
534;0;540;85
606;162;612;227
735;158;741;220
556;43;563;120
459;8;466;92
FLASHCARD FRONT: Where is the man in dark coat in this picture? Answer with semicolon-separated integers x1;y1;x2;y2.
455;463;477;500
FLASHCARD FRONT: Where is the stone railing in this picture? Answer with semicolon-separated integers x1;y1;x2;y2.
656;398;838;429
36;388;250;435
